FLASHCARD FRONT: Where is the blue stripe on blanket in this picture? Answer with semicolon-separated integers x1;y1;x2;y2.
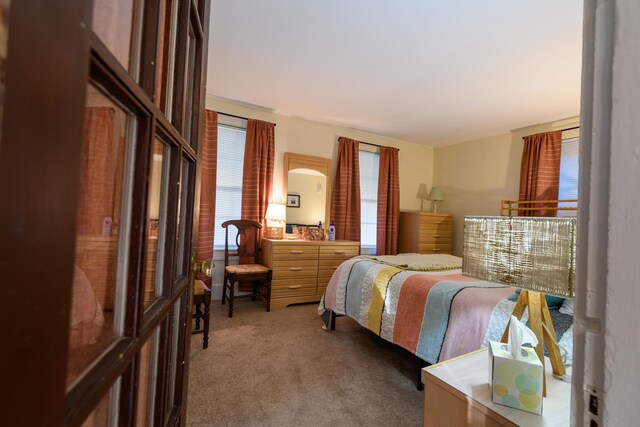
416;280;508;364
345;261;371;317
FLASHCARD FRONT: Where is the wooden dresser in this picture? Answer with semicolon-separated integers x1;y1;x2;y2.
262;239;360;309
398;211;453;254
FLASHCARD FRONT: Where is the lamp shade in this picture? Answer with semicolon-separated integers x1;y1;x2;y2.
265;203;286;221
428;187;444;201
462;216;576;298
416;183;430;200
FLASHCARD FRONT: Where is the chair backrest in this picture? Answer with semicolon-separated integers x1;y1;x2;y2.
221;220;263;267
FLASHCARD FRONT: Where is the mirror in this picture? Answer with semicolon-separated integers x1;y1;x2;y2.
283;152;331;233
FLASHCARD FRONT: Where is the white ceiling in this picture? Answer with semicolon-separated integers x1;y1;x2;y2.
207;1;583;147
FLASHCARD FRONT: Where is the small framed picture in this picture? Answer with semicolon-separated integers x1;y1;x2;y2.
287;194;300;208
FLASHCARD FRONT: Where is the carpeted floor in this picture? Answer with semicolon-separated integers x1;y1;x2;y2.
186;299;424;426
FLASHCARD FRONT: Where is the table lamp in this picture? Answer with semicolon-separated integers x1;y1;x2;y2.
416;184;430;211
265;203;287;239
428;187;444;212
463;216;576;395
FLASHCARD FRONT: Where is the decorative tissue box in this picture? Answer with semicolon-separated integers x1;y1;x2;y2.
489;341;544;415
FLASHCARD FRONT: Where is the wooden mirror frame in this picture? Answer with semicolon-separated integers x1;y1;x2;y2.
283;152;332;231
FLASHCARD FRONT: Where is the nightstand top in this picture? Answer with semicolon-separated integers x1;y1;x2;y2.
422;348;571;426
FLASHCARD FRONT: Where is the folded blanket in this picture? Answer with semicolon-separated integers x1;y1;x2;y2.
363;253;463;271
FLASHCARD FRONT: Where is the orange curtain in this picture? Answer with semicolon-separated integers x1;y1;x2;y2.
195;110;218;286
239;119;274;290
241;119;275;231
519;130;562;216
330;137;361;242
376;147;400;255
77;107;117;235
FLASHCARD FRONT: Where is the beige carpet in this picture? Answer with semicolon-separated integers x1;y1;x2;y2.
186;299;423;426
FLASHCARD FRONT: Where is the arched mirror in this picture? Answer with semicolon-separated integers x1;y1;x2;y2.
283;152;331;234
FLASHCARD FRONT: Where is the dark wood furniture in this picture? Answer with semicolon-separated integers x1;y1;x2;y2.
221;220;273;318
192;280;211;349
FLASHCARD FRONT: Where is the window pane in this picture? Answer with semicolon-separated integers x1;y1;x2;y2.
154;0;174;111
183;23;198;146
144;139;170;309
80;378;121;427
174;157;193;279
214;123;246;249
359;150;379;251
136;328;159;427
93;0;135;71
558;137;579;216
165;297;183;416
68;84;135;388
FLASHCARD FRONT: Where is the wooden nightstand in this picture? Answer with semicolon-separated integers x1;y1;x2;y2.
422;348;571;426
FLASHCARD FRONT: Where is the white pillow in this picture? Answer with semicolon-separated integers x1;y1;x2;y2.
559;298;574;316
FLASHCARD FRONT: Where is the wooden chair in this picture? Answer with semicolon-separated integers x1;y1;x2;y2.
221;220;272;318
192;279;211;349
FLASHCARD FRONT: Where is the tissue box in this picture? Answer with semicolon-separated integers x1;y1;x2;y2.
489;341;544;415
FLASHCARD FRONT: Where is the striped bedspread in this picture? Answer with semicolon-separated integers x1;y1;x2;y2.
318;257;573;365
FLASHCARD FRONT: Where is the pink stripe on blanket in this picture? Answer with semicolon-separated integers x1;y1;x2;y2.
323;262;345;311
393;273;476;353
438;286;515;361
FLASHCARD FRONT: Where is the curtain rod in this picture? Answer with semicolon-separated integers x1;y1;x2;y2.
522;126;579;139
219;112;276;126
359;140;400;151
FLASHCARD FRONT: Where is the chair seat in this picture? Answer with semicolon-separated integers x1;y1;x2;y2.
193;279;210;296
225;264;270;275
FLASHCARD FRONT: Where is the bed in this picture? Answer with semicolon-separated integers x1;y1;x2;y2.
318;253;574;369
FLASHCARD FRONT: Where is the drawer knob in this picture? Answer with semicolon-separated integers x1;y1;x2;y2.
433;235;441;238
433;249;440;252
288;285;301;289
290;250;303;254
289;267;303;271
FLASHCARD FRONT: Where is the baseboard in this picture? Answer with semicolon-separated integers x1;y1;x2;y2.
211;283;223;301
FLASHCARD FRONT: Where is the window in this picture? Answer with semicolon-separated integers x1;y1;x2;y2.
558;137;579;216
213;121;246;249
359;150;379;253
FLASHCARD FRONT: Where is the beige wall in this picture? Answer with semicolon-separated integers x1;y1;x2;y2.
433;116;580;256
206;96;435;212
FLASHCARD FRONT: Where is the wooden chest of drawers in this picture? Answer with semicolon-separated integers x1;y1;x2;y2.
398;211;453;254
262;239;360;309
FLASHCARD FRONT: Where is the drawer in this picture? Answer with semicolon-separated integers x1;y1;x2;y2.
419;235;453;245
319;245;360;260
419;222;452;234
272;244;319;260
420;215;452;226
272;259;318;279
319;259;342;277
271;278;318;298
419;243;452;254
317;284;329;296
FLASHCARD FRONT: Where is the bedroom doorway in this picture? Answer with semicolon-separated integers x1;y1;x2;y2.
0;1;209;426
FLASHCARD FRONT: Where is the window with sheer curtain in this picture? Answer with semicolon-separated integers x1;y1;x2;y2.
558;137;579;216
213;123;246;249
359;150;379;252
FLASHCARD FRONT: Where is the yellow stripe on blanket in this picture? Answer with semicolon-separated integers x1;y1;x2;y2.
368;267;401;334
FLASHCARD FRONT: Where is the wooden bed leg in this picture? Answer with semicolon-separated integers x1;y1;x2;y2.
330;311;336;330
